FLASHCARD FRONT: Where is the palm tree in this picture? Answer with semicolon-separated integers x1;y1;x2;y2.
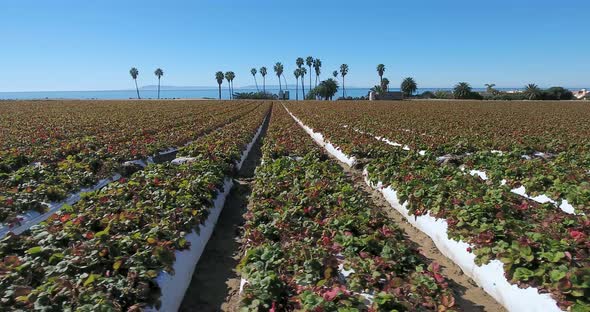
129;67;140;99
339;64;349;98
332;70;338;79
296;57;304;69
313;58;322;87
154;68;164;99
224;72;232;100
376;64;385;85
215;71;224;100
251;68;259;91
401;77;418;97
306;56;314;91
294;69;301;100
453;82;472;99
300;67;307;99
381;78;390;92
228;71;236;99
484;83;496;94
523;83;542;100
274;62;284;93
260;67;267;93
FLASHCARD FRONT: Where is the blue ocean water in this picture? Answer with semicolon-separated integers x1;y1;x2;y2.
0;87;521;100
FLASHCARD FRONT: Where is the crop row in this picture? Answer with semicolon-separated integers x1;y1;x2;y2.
283;102;589;311
238;104;458;311
0;101;264;225
284;101;590;215
0;102;271;310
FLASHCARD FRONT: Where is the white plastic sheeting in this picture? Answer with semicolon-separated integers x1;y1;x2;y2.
0;173;122;238
363;172;562;312
147;178;233;312
149;113;268;311
286;109;562;312
283;106;356;167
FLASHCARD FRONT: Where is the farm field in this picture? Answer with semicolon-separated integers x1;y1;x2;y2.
0;99;588;312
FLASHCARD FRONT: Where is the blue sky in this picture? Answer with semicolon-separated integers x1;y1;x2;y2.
1;0;588;91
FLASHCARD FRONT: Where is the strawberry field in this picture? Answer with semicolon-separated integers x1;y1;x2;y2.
0;99;588;311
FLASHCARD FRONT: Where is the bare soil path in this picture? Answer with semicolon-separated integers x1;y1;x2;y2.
179;116;269;312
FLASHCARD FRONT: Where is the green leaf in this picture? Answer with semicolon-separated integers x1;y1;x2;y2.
25;246;43;255
83;274;100;286
513;267;535;281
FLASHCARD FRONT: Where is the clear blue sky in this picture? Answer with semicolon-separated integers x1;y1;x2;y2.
1;0;588;91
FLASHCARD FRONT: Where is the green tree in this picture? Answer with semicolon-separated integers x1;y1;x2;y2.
296;57;304;69
339;64;349;98
273;62;284;93
401;77;417;97
313;58;322;87
154;68;163;99
315;78;339;100
224;71;232;100
306;56;314;91
381;78;390;92
484;83;497;95
251;68;259;91
215;71;224;100
523;83;542;100
453;82;473;99
293;69;301;100
300;67;307;99
260;67;267;93
129;67;140;99
376;64;385;84
228;71;235;99
332;70;338;79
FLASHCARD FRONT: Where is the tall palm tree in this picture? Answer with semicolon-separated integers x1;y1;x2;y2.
339;64;349;98
296;57;304;69
401;77;418;97
313;58;322;87
228;71;236;99
300;67;307;99
381;78;390;92
215;71;224;100
376;64;385;85
484;83;496;94
129;67;140;99
274;62;284;93
294;69;301;100
453;82;472;99
260;67;267;93
154;68;164;99
523;83;542;100
251;68;259;91
225;71;232;100
306;56;314;91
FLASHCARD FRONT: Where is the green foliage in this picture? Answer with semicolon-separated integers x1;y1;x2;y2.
233;91;278;100
401;77;418;97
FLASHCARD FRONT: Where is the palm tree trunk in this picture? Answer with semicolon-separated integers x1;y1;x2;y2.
218;84;221;100
134;79;140;99
315;74;318;88
309;66;312;91
278;76;282;93
228;83;231;100
301;76;305;99
157;77;161;99
254;76;259;92
263;76;265;93
295;80;298;100
342;76;345;98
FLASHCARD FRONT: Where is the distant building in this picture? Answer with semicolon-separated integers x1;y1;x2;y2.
369;91;404;101
573;89;589;100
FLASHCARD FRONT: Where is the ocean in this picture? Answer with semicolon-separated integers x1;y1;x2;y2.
0;87;522;100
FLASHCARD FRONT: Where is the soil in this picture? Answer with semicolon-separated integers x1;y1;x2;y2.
178;115;269;312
